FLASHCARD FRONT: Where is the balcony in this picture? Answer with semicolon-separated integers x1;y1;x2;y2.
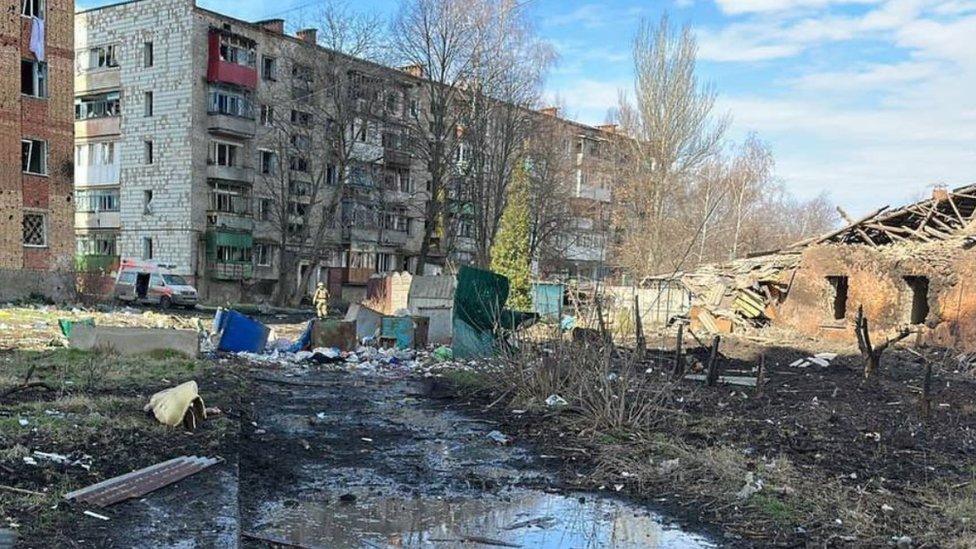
208;261;254;280
75;254;120;273
207;30;257;89
341;227;380;243
75;210;121;230
384;148;411;167
75;68;120;94
208;113;256;138
75;116;120;139
75;163;120;186
577;184;611;202
207;211;254;232
207;164;253;183
379;230;409;247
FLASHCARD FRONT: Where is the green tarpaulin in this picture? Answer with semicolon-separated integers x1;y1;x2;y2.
451;266;537;359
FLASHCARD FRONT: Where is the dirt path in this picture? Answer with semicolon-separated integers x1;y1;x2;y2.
237;368;714;548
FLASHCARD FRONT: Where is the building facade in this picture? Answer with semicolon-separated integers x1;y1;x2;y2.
0;0;75;300
75;0;429;303
74;0;619;303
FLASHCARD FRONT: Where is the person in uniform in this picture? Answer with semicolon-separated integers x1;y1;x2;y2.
313;282;330;318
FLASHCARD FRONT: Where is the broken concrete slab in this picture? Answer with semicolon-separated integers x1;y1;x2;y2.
64;456;221;507
69;324;199;357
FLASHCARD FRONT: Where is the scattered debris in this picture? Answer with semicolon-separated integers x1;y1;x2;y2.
143;381;207;429
486;430;512;445
64;456;221;507
789;353;838;368
736;472;764;500
82;510;110;521
545;394;568;407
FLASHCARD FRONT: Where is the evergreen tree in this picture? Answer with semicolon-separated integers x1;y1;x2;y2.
491;164;533;311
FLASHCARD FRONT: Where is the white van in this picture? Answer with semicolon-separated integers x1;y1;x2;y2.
113;261;198;309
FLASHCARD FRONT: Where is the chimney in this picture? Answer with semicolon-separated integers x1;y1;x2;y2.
539;106;559;117
597;124;618;134
255;19;284;34
296;28;317;44
932;185;949;202
400;64;424;78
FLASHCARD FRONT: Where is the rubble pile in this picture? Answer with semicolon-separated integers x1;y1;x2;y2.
681;251;801;334
233;344;472;378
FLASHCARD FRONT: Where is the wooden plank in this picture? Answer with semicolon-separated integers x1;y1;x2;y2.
946;193;966;223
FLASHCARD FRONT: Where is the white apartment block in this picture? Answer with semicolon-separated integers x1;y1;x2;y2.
74;0;428;302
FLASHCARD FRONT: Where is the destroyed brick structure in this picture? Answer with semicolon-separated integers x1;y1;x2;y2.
0;0;76;300
683;185;976;350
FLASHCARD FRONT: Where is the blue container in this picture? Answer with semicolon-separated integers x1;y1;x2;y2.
531;282;564;322
381;316;414;349
215;309;270;353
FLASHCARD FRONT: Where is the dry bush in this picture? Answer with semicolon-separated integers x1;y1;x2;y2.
501;336;684;434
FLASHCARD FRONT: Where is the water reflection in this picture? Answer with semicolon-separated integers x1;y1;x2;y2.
256;489;714;548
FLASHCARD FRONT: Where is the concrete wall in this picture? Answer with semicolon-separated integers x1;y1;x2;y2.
777;242;976;350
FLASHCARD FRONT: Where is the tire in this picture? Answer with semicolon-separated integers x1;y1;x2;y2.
159;296;172;310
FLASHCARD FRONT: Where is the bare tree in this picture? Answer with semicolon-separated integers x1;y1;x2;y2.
728;133;774;259
613;14;729;277
523;111;576;275
392;0;480;274
256;4;395;305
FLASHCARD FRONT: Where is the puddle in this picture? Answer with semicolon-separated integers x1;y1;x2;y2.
255;489;714;548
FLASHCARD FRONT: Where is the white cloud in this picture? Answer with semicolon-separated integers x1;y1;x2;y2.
714;0;881;14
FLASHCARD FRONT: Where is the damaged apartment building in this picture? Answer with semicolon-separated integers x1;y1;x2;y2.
683;185;976;350
72;0;621;303
74;0;428;302
0;0;76;301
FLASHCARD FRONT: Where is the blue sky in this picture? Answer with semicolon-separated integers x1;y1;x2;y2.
78;0;976;214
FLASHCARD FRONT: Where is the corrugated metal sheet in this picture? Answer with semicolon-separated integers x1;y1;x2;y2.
64;456;221;507
0;528;15;549
409;275;455;301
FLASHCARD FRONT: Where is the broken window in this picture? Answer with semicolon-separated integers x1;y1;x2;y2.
22;0;43;18
211;141;240;167
144;41;154;68
826;276;848;320
75;92;120;119
142;237;153;259
21;139;46;174
903;276;930;325
88;45;118;70
21;60;47;97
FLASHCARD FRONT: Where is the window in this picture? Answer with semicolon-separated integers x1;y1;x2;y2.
826;276;848;320
21;139;46;175
904;276;930;325
258;198;272;221
288;180;309;197
326;164;338;185
259;150;277;174
144;140;154;164
142;237;153;259
21;0;43;18
22;212;46;247
143;190;154;214
291;109;311;127
21;60;47;97
290;134;310;151
409;98;418;117
209;87;253;118
215;245;251;262
143;41;153;68
291;63;312;82
354;118;368;142
210;183;248;214
144;91;153;117
217;33;256;67
75;92;120;119
261;56;276;80
75;142;116;167
88;45;119;69
76;188;119;212
77;232;117;256
289;156;308;173
211;141;239;167
260;104;274;126
254;243;272;266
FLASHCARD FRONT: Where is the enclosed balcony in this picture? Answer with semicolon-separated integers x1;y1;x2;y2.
207;29;257;89
207;184;254;232
74;188;121;230
207;88;256;138
206;229;254;281
75;92;121;138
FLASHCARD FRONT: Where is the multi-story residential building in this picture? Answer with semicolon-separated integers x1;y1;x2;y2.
75;0;428;302
0;0;75;300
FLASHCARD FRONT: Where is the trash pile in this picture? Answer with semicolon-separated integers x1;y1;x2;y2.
234;344;471;378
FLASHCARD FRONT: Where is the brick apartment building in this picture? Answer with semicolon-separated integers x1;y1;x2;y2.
73;0;619;304
0;0;75;300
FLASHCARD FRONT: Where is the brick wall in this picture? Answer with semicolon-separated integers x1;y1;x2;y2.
0;0;75;299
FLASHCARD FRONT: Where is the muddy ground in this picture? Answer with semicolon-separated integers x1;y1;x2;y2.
1;305;715;548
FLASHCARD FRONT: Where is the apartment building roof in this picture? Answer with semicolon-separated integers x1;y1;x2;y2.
76;0;619;140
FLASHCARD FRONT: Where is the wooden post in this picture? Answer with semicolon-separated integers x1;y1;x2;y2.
705;336;721;386
634;293;646;358
756;353;766;397
673;322;685;379
855;305;912;380
920;361;932;419
595;296;610;346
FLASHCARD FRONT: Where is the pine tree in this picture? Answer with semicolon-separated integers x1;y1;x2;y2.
491;164;533;311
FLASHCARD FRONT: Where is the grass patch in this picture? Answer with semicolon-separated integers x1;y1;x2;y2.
442;369;493;394
751;493;797;524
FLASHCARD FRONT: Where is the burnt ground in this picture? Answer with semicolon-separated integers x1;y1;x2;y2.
462;333;976;547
